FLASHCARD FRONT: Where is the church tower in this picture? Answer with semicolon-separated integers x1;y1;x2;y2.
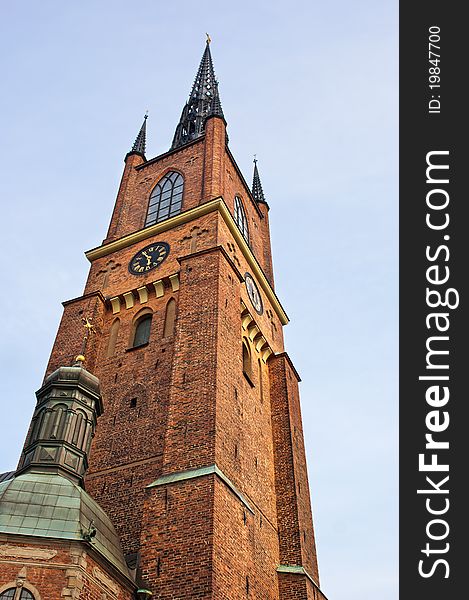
1;40;329;600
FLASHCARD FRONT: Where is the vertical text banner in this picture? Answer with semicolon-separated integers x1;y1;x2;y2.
400;2;466;597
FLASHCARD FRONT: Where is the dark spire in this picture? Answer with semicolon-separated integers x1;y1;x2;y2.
207;80;224;119
171;37;225;150
252;157;268;205
129;113;148;157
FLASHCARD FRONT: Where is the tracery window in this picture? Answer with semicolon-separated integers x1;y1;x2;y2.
0;589;35;600
145;171;184;226
234;196;249;244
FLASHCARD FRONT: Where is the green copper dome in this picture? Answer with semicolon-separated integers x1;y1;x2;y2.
0;472;130;577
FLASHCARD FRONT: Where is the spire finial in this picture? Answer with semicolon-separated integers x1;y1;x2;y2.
206;33;211;45
72;317;96;366
171;40;225;150
252;157;268;206
129;113;148;157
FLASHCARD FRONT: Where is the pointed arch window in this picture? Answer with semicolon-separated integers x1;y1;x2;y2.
234;196;249;244
145;171;184;226
107;318;120;357
163;298;177;338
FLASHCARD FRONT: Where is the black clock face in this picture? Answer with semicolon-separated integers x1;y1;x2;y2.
245;273;263;315
129;242;170;275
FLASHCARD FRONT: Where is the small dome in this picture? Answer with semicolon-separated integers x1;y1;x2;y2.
44;365;101;395
41;365;103;416
0;472;129;577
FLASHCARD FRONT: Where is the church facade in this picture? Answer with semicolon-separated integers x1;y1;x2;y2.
0;41;329;600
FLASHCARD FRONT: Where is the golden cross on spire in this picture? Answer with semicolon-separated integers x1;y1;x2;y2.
74;317;96;365
82;317;96;334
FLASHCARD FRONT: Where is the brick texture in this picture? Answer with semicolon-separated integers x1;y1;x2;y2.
4;114;329;599
0;538;134;599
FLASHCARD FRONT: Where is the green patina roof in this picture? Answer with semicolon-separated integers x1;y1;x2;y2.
0;472;130;578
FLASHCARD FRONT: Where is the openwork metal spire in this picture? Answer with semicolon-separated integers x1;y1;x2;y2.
130;113;148;156
252;158;267;205
171;38;225;150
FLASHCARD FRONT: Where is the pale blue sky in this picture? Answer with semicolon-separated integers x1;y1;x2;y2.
0;2;398;599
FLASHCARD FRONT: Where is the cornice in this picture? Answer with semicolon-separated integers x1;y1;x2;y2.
147;464;254;514
273;352;302;382
276;565;325;596
62;290;106;308
84;197;289;325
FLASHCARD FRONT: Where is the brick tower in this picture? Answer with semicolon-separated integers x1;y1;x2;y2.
2;40;329;599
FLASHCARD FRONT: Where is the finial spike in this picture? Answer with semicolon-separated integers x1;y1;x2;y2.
130;113;148;156
206;33;211;45
252;158;268;206
74;354;86;366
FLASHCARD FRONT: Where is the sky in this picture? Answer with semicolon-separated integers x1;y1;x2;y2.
0;2;398;599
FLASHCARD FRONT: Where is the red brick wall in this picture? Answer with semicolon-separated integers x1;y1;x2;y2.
139;477;215;597
99;115;272;285
30;110;327;599
0;538;134;599
269;354;320;586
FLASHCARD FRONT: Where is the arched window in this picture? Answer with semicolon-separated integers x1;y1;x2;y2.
242;338;253;383
71;410;87;447
0;589;35;600
49;404;67;440
107;318;120;357
132;314;152;347
145;171;184;226
38;409;52;440
234;196;249;244
163;298;177;338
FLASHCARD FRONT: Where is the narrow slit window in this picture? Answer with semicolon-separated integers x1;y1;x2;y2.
163;298;177;337
107;318;120;357
242;339;253;385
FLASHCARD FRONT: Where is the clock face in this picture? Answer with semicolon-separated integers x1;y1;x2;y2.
129;242;170;275
245;273;263;315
